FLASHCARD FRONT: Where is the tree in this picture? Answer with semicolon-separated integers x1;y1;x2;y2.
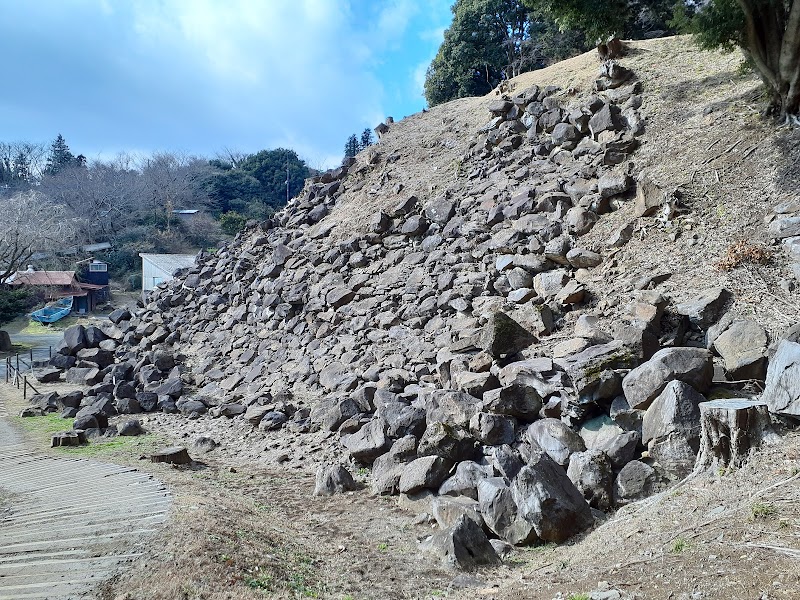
526;0;800;122
522;0;675;43
425;0;532;106
359;128;374;151
690;0;800;122
344;134;360;158
0;190;78;285
424;0;589;107
0;141;47;189
44;134;77;176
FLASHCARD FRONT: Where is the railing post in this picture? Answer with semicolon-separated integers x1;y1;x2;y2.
16;353;19;373
23;376;27;401
49;346;52;359
29;348;32;363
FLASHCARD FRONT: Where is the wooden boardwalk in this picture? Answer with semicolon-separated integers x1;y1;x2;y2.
0;396;170;599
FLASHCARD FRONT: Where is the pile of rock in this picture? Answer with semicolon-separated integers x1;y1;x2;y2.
43;62;800;569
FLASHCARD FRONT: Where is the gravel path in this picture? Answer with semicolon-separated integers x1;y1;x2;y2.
0;394;171;599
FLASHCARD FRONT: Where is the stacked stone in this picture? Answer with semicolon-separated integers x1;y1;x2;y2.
45;64;795;560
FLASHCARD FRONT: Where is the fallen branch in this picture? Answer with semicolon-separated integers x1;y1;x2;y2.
751;472;800;499
740;542;800;558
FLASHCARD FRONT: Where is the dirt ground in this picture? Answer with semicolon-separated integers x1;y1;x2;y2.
2;381;798;600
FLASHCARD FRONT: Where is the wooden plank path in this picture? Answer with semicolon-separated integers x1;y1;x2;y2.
0;395;170;599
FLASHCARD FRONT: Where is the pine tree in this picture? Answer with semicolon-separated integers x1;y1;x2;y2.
344;134;360;158
359;128;374;151
45;134;75;176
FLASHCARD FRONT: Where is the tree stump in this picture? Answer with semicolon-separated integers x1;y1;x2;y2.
694;399;778;472
150;446;192;465
51;430;88;448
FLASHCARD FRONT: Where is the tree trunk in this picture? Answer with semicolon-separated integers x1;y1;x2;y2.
738;0;800;122
150;446;192;465
694;399;778;472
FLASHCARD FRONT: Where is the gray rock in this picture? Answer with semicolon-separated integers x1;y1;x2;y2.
477;311;536;358
468;412;516;446
314;464;358;496
622;347;713;410
566;248;602;268
258;411;288;431
478;477;537;545
398;456;453;493
555;340;637;403
713;319;768;380
642;381;703;447
421;514;500;570
481;382;543;422
34;368;62;383
431;495;484;529
118;419;144;436
526;418;586;467
63;325;87;354
589;104;624;139
761;340;800;417
676;288;732;329
115;397;141;414
614;460;660;505
425;199;456;224
310;396;360;431
193;436;218;452
341;419;388;463
438;460;493;500
567;449;614;511
598;171;632;198
135;392;159;412
417;421;478;462
73;405;109;430
512;451;594;542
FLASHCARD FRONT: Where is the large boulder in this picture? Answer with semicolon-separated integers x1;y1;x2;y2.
477;312;536;358
512;451;594;543
567;449;614;511
556;340;638;403
398;456;453;494
314;464;358;496
526;418;586;467
761;340;800;418
713;319;768;380
676;288;731;329
341;419;389;463
614;460;661;505
63;325;88;354
417;422;479;462
438;460;493;500
478;477;537;545
622;347;713;410
421;514;500;570
641;381;703;447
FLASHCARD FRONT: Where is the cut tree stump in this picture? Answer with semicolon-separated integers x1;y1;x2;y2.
694;399;778;472
51;430;88;448
150;446;192;465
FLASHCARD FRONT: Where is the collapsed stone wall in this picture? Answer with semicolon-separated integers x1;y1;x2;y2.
31;59;800;567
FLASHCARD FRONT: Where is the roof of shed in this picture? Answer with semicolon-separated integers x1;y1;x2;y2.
139;253;197;274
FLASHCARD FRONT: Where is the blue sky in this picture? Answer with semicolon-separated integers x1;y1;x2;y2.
0;0;454;169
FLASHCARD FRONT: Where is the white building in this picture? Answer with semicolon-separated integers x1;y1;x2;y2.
139;253;197;292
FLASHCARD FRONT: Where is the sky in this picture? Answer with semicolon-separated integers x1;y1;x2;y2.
0;0;454;169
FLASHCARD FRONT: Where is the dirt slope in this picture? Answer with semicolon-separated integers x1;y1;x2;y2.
8;36;800;600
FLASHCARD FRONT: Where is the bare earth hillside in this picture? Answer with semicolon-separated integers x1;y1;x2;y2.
5;36;799;600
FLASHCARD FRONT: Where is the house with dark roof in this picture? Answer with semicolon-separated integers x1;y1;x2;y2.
7;265;109;313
